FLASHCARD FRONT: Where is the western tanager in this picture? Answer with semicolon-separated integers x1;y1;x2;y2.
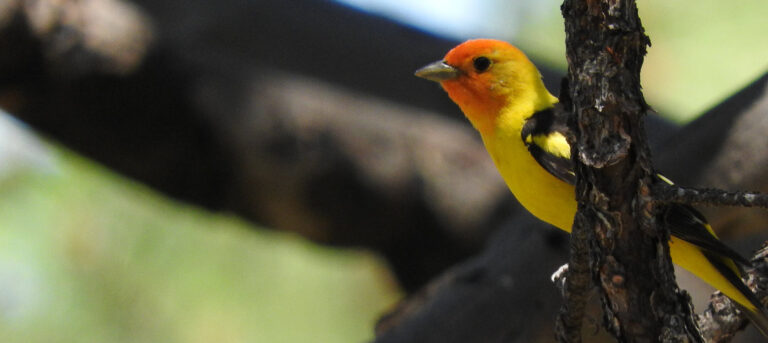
416;39;768;334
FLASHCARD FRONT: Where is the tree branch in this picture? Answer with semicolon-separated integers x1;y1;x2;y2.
654;184;768;209
560;0;699;341
555;213;592;343
696;239;768;342
0;0;519;290
696;290;749;343
654;72;768;238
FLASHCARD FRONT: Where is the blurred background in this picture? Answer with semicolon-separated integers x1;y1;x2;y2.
0;0;766;342
0;108;399;342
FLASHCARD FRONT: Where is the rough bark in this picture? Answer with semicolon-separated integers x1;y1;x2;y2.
655;185;768;209
693;242;768;342
560;0;699;341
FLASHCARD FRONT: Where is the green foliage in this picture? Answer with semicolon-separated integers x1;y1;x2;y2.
0;150;399;343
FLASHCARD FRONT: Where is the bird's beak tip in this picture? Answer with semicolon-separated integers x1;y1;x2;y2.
414;61;460;82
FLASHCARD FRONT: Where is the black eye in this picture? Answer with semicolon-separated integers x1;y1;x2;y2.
473;56;491;72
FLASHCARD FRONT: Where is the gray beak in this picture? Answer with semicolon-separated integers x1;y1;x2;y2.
414;61;461;82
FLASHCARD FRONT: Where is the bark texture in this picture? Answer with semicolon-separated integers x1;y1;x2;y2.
560;0;699;341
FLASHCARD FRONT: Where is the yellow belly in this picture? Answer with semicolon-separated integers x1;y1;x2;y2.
484;129;577;232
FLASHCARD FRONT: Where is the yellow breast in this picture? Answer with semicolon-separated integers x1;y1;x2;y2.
481;112;577;232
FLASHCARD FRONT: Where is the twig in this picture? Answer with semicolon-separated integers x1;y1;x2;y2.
654;182;768;341
654;184;768;209
696;290;749;343
555;214;593;343
695;243;768;342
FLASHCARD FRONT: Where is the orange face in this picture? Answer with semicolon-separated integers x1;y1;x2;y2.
416;39;540;134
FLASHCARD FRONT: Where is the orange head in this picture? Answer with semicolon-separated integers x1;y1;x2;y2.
416;39;555;135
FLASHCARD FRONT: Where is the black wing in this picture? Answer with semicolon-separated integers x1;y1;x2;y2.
523;105;752;269
663;204;751;266
520;105;576;185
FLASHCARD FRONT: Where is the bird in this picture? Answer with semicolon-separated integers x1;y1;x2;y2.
415;38;768;334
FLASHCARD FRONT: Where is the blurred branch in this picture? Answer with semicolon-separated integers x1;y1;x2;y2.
0;0;554;290
0;0;153;77
655;72;768;239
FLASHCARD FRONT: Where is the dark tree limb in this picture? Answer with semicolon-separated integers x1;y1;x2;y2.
654;72;768;238
0;0;522;290
374;216;571;343
560;0;700;341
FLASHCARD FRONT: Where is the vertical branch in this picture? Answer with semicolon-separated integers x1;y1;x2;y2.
559;0;700;341
555;209;592;343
